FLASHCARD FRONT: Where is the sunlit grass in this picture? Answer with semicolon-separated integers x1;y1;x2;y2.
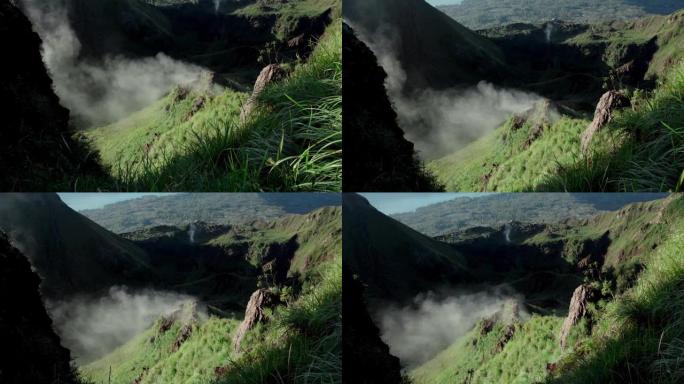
78;20;341;192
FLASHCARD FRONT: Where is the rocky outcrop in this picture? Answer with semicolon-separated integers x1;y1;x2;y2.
559;284;592;349
507;100;559;149
581;91;631;151
1;0;103;190
240;64;286;123
172;324;194;352
233;289;278;351
494;324;516;353
0;232;77;384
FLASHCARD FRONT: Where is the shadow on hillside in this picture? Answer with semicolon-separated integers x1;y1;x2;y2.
490;29;658;109
67;1;327;75
132;238;260;310
450;232;605;312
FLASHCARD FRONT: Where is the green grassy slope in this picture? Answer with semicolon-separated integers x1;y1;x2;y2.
546;62;684;192
549;196;684;383
526;196;680;289
429;115;589;191
427;9;684;192
410;195;684;384
430;60;684;192
79;205;343;383
208;206;342;277
235;0;341;40
84;86;247;179
566;10;684;80
81;19;341;191
413;315;586;384
81;218;342;384
214;261;341;384
82;305;241;384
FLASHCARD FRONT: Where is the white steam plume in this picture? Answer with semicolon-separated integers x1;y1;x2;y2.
504;222;512;243
21;0;209;127
47;286;202;364
545;23;554;43
188;222;196;243
378;289;526;367
352;23;553;159
214;0;222;14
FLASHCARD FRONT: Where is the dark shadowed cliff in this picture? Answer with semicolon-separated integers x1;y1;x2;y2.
342;24;442;191
0;232;77;383
0;0;102;191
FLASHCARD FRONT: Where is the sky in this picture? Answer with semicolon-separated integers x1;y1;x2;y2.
360;193;489;215
58;193;177;211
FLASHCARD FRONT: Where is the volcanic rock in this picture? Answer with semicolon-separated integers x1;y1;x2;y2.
559;284;592;349
494;324;516;353
581;91;631;151
172;324;193;352
232;288;278;351
240;64;286;123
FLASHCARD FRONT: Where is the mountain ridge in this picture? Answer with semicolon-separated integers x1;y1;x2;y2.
80;193;341;233
438;0;684;30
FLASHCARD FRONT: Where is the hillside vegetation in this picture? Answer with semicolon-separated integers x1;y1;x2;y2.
82;261;340;384
0;193;342;383
79;206;342;384
235;0;340;39
406;195;684;383
548;204;684;383
343;192;684;384
80;19;341;191
5;0;340;191
430;59;684;192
